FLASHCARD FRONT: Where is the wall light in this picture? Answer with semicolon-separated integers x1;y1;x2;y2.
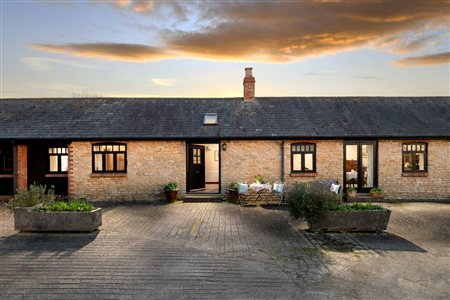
221;142;227;151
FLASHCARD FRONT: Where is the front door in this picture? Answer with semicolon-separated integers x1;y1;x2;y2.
344;141;377;193
187;144;205;191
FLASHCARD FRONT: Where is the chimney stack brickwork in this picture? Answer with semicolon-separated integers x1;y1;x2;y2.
243;67;255;101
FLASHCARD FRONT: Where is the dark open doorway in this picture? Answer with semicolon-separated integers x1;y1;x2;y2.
187;142;220;194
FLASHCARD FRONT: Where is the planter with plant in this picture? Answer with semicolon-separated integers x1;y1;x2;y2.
228;182;240;203
8;184;101;232
255;175;265;184
164;182;179;202
287;182;391;232
370;186;383;198
346;187;357;198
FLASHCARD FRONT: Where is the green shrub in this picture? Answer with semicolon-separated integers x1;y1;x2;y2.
40;200;94;212
164;182;178;191
228;182;239;191
287;182;339;224
346;187;356;193
332;203;384;211
6;183;55;211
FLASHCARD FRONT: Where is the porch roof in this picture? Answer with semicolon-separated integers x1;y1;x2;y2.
0;97;449;140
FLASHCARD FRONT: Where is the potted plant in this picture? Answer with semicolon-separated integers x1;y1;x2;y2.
370;186;383;198
7;184;101;232
164;182;179;202
255;175;265;184
346;186;357;198
287;182;391;232
228;182;240;203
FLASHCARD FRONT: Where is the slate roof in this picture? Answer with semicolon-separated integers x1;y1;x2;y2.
0;97;449;140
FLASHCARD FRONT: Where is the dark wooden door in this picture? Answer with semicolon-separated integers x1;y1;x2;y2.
188;144;205;191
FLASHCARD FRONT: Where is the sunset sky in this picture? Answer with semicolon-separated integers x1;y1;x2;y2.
1;0;449;98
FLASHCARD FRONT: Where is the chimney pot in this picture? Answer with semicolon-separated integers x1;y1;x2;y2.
243;67;255;101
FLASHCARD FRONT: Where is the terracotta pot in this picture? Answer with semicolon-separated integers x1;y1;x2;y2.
229;189;239;203
165;190;178;202
347;191;357;198
370;192;383;198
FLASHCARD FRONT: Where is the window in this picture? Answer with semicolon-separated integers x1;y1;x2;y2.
92;143;126;173
0;144;13;174
291;143;316;173
48;147;68;173
402;143;427;172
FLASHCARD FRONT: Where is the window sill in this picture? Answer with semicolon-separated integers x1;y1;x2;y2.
90;173;127;178
45;174;68;178
0;174;14;178
290;172;317;177
402;172;428;177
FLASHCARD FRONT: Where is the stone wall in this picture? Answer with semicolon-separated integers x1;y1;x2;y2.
378;139;450;199
69;141;186;201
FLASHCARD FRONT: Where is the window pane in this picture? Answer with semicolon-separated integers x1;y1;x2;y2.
100;145;107;152
415;153;425;171
106;145;113;151
403;153;413;171
106;153;114;171
403;145;407;151
49;155;59;172
304;153;313;171
119;145;126;151
301;145;305;152
292;154;302;171
93;145;99;152
117;154;125;171
362;144;374;188
48;148;53;154
113;145;119;151
94;154;103;171
61;155;68;172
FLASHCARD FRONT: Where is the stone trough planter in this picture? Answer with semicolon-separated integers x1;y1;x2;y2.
14;206;102;232
308;209;391;232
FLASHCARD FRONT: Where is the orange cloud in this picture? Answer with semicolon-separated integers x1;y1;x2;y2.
32;1;450;64
393;52;450;67
31;43;170;62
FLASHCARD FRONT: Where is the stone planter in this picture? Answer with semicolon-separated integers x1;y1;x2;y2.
308;209;391;232
165;190;178;203
347;191;357;198
14;206;102;232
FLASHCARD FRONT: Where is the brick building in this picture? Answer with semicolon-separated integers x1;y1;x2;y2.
1;68;449;201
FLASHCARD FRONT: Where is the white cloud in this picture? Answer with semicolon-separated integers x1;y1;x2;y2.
20;57;101;70
151;78;176;87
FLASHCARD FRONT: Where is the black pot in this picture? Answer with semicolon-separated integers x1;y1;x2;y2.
165;190;178;202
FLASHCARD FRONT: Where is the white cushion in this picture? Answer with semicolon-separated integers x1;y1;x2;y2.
238;183;248;194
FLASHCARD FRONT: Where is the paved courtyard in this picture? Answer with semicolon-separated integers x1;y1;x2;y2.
0;201;449;299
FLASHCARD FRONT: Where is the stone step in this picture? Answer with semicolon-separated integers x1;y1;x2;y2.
183;194;227;202
346;193;383;203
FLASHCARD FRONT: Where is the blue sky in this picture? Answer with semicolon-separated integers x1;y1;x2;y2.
1;0;449;98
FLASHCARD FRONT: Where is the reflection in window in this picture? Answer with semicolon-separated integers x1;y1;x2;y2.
92;143;127;173
402;143;427;172
291;143;316;173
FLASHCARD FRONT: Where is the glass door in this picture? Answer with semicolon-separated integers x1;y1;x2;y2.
344;141;377;193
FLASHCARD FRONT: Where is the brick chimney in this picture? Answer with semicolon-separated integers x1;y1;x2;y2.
243;67;255;101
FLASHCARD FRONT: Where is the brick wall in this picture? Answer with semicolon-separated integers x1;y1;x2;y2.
70;141;186;201
67;139;449;201
379;139;450;199
16;145;28;191
221;140;343;192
